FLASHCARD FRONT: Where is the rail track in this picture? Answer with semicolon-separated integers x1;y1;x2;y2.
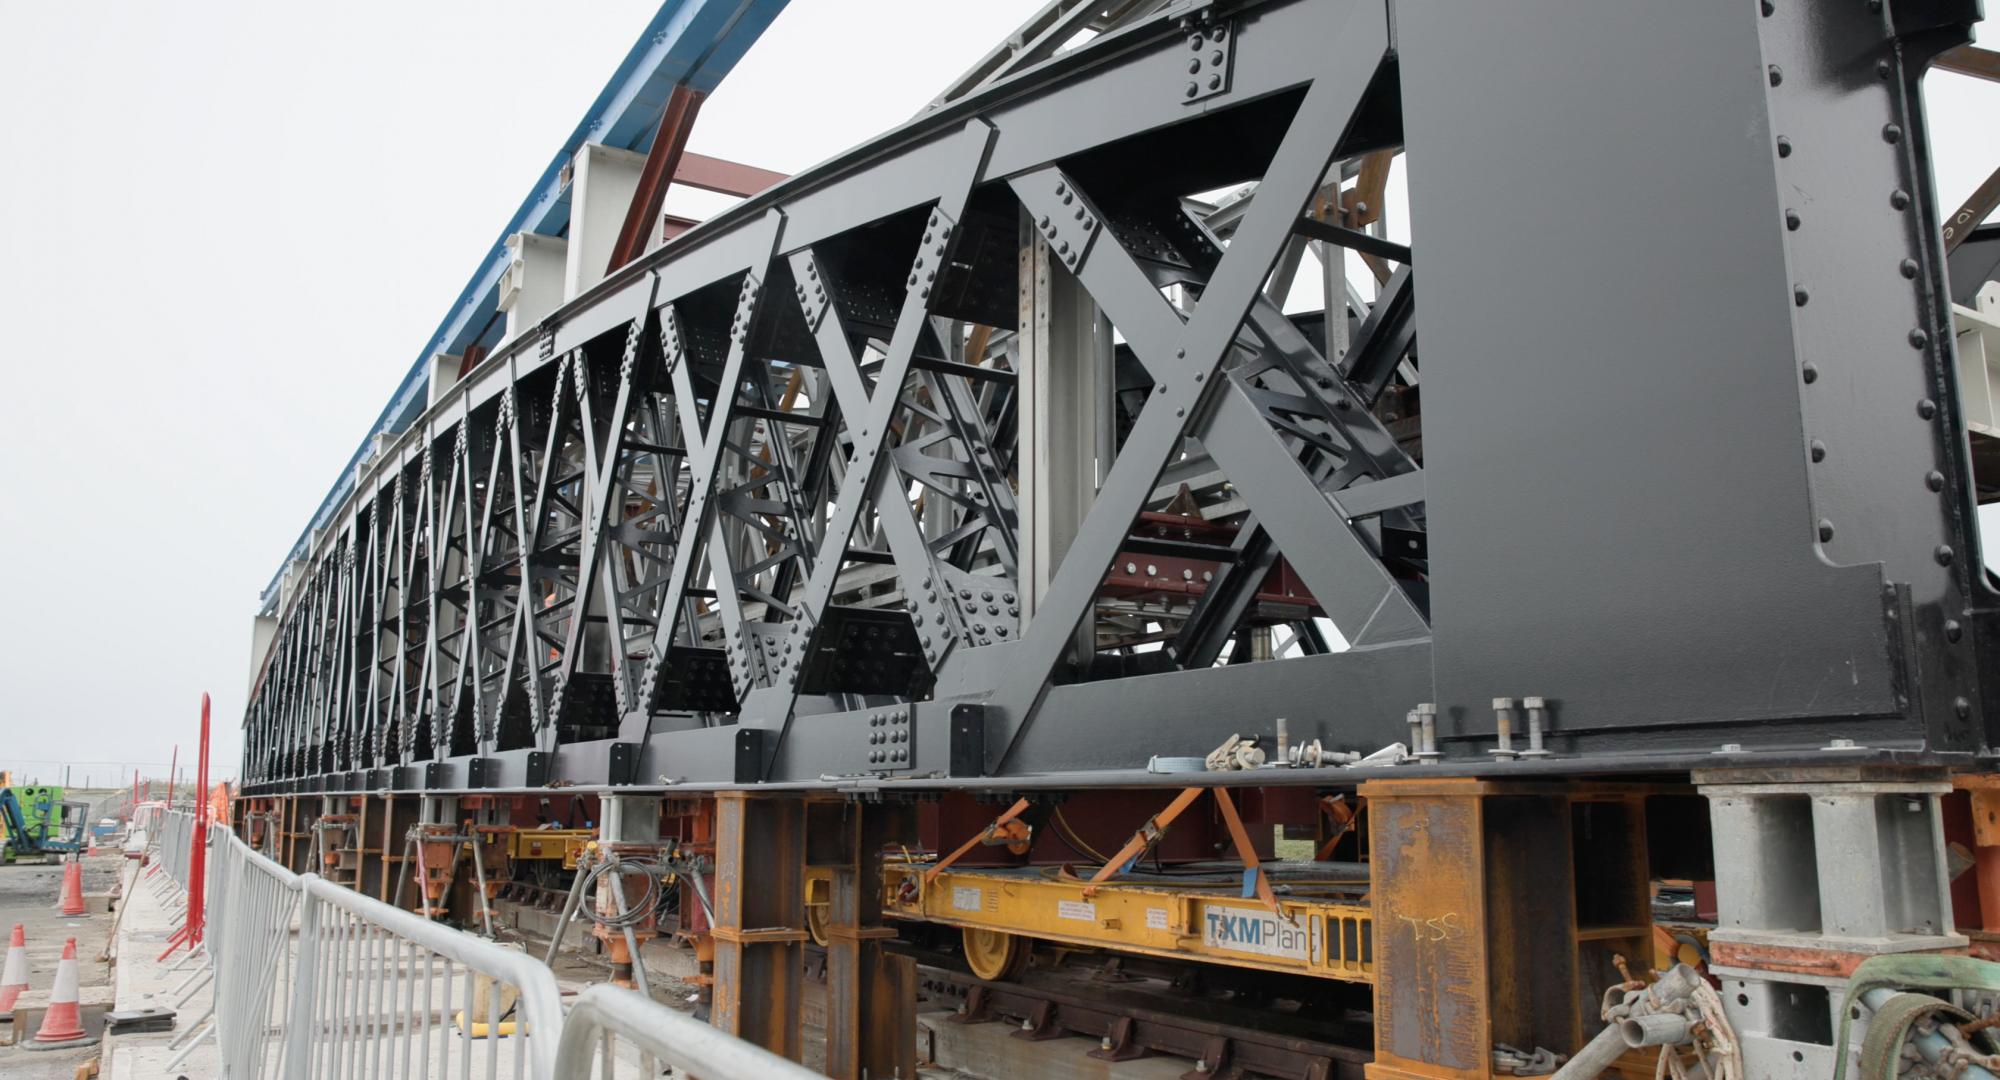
810;937;1375;1080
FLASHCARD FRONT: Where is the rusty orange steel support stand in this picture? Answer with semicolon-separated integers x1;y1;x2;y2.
159;693;211;960
1074;787;1282;916
922;797;1030;887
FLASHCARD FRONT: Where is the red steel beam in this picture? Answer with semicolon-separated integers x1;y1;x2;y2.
674;151;787;198
607;84;707;274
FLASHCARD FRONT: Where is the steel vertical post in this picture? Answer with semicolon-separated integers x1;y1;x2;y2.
281;886;322;1080
710;791;808;1060
823;800;917;1080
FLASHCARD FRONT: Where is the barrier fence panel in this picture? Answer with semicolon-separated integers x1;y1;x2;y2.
282;873;565;1079
148;811;811;1079
554;984;823;1080
208;829;300;1078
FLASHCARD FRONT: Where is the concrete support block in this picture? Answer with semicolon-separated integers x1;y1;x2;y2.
563;143;647;301
1711;965;1859;1080
1700;777;1962;955
599;795;661;846
499;231;568;344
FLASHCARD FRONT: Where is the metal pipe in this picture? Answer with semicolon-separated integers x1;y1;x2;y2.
1859;987;2000;1080
542;852;593;968
1621;1012;1690;1047
1551;1021;1630;1080
607;863;653;999
468;834;494;938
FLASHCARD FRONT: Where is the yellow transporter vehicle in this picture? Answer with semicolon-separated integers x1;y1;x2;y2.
882;861;1374;985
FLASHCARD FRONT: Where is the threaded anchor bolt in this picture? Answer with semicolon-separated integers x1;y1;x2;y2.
1519;696;1552;758
1489;697;1519;760
1414;702;1440;761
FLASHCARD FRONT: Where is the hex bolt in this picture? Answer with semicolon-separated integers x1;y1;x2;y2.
1406;709;1425;760
1415;702;1440;761
1519;696;1552;758
1489;697;1519;760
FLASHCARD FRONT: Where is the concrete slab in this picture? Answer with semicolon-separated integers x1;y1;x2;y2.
98;854;221;1079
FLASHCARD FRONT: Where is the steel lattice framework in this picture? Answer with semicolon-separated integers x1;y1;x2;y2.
243;0;1996;795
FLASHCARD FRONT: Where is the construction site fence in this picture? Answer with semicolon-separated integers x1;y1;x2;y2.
153;810;817;1079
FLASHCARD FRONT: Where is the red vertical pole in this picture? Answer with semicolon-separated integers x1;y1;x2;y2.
187;694;210;947
130;769;139;822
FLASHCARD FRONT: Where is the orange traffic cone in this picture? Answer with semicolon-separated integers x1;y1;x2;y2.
0;924;27;1012
27;939;85;1044
56;859;86;917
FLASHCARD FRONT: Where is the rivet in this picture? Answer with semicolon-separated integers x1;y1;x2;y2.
1909;328;1929;349
1802;362;1818;384
1776;136;1792;158
1794;286;1810;307
1900;258;1920;279
1785;209;1801;231
1185;83;1199;99
1876;58;1894;79
1817;520;1834;543
1927;470;1945;492
1188;59;1201;75
1207;74;1222;90
1957;697;1972;719
1947;619;1964;643
1760;0;1774;13
1768;65;1783;86
1936;544;1955;566
1882;123;1902;144
1891;189;1911;211
1810;440;1827;463
1918;398;1937;420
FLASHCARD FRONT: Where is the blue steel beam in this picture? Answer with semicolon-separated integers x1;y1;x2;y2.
259;0;789;612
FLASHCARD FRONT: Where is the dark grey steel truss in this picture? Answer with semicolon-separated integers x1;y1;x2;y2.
243;0;1996;795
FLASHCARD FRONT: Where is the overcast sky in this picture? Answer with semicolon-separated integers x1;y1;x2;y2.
0;5;1993;786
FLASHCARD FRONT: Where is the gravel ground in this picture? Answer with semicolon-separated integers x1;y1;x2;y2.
0;849;124;1079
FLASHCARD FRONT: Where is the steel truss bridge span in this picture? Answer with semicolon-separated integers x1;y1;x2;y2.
242;0;1996;796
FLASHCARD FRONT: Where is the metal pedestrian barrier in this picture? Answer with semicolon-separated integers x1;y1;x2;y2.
149;811;811;1078
554;984;820;1079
